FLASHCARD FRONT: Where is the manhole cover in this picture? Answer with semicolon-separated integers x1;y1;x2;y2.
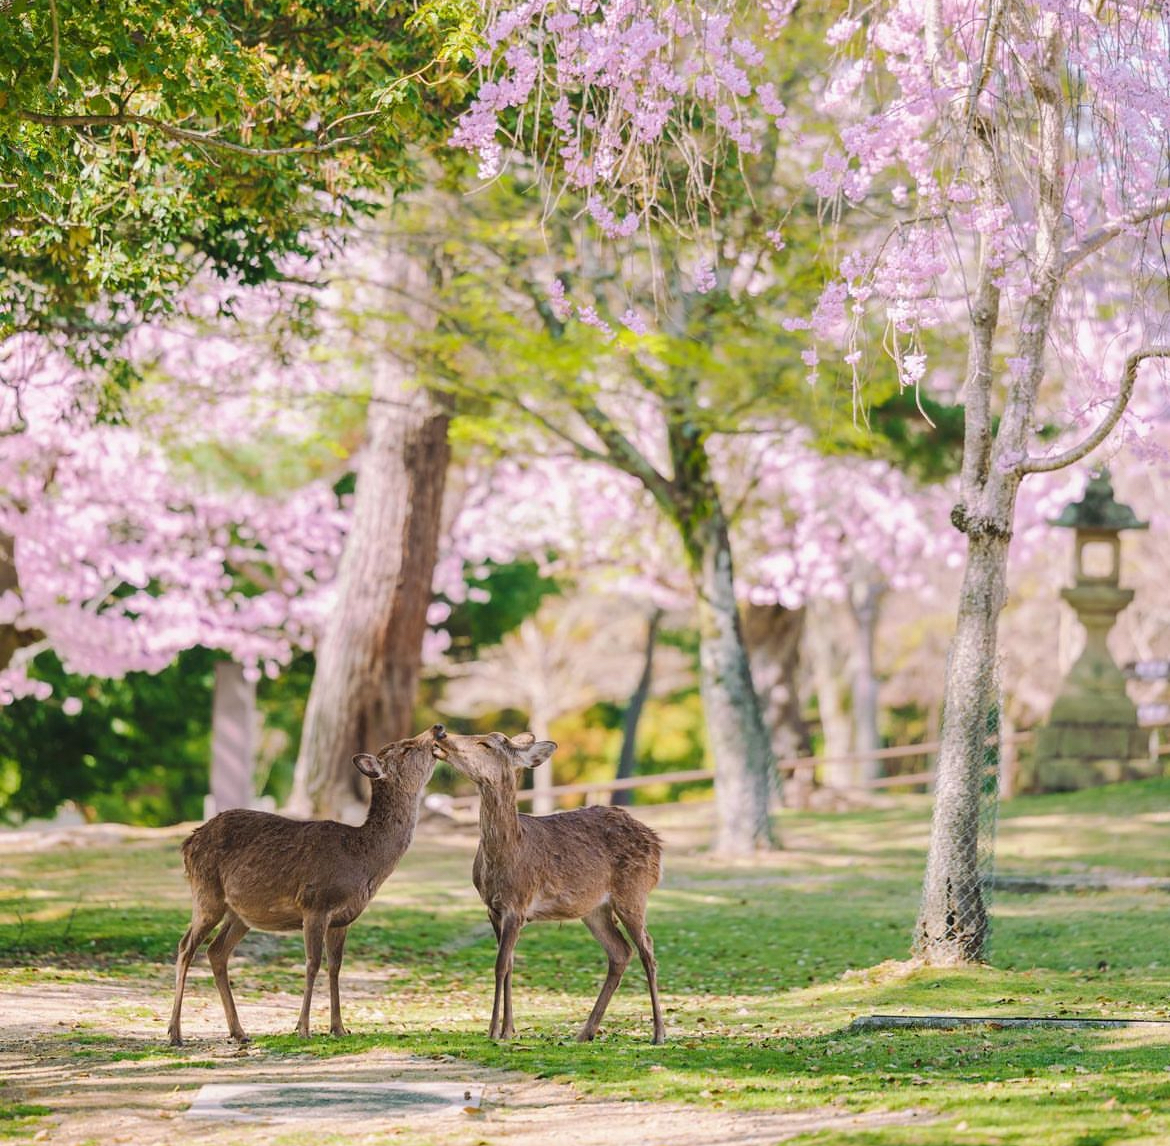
187;1081;481;1122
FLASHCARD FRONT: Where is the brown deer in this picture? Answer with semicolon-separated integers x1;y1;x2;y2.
432;730;665;1044
166;724;446;1045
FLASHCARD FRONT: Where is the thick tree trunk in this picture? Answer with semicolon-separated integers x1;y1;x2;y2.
288;374;450;819
612;609;662;807
914;529;1009;963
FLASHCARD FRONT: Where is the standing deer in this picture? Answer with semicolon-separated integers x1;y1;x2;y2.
432;730;665;1044
167;724;446;1045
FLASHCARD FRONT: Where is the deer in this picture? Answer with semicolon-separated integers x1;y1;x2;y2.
432;730;666;1044
166;724;447;1046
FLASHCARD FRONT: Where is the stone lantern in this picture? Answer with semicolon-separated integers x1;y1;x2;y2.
1029;470;1152;791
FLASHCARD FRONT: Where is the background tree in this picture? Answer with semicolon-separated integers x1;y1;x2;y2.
1;0;473;350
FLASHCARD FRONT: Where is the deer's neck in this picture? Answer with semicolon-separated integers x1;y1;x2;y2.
360;767;429;869
477;781;522;859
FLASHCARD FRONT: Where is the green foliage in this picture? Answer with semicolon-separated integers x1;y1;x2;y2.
442;559;561;661
0;647;217;824
0;645;315;824
0;0;477;349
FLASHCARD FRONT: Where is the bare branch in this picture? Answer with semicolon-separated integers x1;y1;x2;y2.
1060;193;1170;275
48;0;60;89
575;402;677;510
1019;346;1170;475
17;109;380;158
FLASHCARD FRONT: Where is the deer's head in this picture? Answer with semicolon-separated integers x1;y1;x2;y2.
352;723;447;781
431;730;556;787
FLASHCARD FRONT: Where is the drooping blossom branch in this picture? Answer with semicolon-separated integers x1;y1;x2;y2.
1019;348;1170;476
451;1;788;286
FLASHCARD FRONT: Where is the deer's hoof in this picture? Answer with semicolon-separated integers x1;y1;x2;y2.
576;1028;596;1043
231;1032;251;1045
330;1026;349;1037
167;1034;182;1047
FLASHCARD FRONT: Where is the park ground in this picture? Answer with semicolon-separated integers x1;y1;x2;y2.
3;782;1170;1146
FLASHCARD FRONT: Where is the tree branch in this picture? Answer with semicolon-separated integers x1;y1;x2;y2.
48;0;60;89
17;109;380;157
1060;193;1170;275
575;402;677;511
1019;346;1170;475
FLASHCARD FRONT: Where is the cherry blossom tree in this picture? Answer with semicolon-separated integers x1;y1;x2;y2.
0;333;347;708
804;0;1170;965
456;0;1170;955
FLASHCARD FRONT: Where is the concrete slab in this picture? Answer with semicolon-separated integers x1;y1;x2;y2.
186;1080;482;1123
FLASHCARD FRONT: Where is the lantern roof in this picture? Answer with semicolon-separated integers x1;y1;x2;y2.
1049;470;1148;532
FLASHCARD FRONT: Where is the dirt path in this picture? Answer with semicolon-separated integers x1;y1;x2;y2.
2;977;929;1146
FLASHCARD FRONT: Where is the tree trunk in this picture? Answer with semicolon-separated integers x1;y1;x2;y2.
288;374;450;819
0;532;39;674
743;603;811;806
913;529;1009;963
689;514;776;854
528;709;555;816
806;599;854;787
849;571;885;786
612;609;662;807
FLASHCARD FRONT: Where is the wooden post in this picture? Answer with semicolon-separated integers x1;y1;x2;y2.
208;661;256;818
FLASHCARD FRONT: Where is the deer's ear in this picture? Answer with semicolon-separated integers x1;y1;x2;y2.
352;753;383;779
517;740;557;770
510;732;536;748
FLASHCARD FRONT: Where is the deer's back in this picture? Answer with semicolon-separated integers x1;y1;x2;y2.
474;805;662;922
182;809;379;932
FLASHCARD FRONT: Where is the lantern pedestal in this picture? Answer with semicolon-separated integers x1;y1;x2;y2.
1026;471;1152;793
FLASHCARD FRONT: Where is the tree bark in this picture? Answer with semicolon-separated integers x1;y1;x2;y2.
0;532;39;674
689;510;776;854
612;609;662;807
288;373;450;819
913;528;1008;963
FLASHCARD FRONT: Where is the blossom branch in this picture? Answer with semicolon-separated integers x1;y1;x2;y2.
1059;194;1170;276
1018;347;1170;475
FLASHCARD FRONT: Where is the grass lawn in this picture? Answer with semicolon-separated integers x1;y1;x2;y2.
2;778;1170;1144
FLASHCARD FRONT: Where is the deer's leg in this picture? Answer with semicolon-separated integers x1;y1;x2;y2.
206;910;251;1043
490;913;522;1040
166;898;224;1046
577;904;632;1043
325;924;350;1037
297;913;328;1037
615;901;665;1045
